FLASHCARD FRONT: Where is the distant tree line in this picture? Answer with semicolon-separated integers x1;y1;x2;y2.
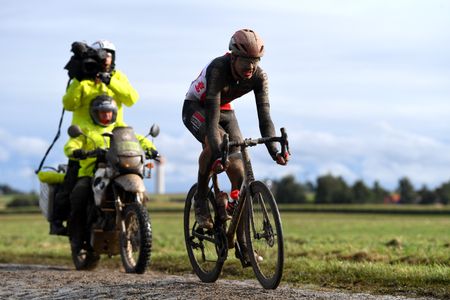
0;184;38;208
0;184;23;195
271;174;450;205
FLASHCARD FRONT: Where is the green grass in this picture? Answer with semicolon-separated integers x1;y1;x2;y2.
0;212;448;298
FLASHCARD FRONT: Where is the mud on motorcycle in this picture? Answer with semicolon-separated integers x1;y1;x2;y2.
38;124;160;274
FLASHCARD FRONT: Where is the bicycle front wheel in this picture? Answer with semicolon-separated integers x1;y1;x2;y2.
183;184;226;283
245;180;284;289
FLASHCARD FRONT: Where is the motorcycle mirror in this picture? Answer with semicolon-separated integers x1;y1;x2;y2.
149;124;160;138
68;125;83;138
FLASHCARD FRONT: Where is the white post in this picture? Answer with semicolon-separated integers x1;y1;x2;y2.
155;156;165;194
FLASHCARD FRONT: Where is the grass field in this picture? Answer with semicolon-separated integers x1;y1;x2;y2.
0;210;448;298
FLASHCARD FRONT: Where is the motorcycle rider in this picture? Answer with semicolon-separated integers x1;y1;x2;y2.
182;29;289;263
64;95;157;256
51;40;139;235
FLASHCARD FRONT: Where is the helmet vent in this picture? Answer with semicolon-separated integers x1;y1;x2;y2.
239;44;248;54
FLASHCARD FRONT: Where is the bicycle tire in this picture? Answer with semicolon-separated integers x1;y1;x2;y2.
245;180;284;289
183;183;226;282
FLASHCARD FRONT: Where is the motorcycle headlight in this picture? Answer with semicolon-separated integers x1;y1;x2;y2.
118;155;142;169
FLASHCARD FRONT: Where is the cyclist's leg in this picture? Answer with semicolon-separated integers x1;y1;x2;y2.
221;110;244;206
195;142;214;228
223;111;262;264
220;111;252;262
182;100;216;229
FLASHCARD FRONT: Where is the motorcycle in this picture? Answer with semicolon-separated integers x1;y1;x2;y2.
39;124;160;273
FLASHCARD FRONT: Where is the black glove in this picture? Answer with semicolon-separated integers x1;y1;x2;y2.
147;149;159;159
97;72;111;85
72;149;86;159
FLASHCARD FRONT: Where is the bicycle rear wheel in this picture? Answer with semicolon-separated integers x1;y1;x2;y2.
183;184;226;283
245;180;284;289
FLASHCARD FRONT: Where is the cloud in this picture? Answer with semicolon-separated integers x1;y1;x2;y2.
285;122;450;189
0;145;9;162
0;128;48;157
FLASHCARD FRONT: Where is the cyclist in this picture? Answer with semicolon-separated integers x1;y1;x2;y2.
51;40;139;235
65;95;157;256
182;28;289;233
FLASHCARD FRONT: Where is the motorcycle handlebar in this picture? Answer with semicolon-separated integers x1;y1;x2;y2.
79;148;160;162
85;148;106;158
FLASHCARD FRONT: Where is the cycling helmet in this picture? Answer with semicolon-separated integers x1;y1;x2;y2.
229;29;264;58
90;95;118;127
91;40;116;53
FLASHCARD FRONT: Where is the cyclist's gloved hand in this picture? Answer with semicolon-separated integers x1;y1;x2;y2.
211;158;229;174
96;72;111;85
275;151;289;165
72;149;86;159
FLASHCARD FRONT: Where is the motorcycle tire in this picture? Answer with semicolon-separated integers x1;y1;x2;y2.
120;201;152;274
71;244;100;271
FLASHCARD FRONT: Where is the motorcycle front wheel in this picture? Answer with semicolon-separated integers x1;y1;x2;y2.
120;199;152;274
71;242;100;271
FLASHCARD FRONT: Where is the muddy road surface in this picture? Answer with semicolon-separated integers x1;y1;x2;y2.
0;264;435;299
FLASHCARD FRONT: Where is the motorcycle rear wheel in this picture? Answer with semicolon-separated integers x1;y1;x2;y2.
120;200;152;274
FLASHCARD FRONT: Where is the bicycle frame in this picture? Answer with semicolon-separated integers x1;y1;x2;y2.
211;128;289;249
211;144;254;249
185;127;288;288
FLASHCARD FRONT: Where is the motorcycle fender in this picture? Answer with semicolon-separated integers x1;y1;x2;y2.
114;174;146;193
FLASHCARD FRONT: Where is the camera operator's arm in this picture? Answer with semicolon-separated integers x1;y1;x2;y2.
136;133;157;152
62;79;83;111
107;70;139;107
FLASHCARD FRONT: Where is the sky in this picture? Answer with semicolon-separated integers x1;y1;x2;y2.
1;0;450;194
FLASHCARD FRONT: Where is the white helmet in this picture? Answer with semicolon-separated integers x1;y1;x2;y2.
91;39;116;53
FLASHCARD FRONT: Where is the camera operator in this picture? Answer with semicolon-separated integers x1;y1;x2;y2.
63;39;138;128
50;40;139;235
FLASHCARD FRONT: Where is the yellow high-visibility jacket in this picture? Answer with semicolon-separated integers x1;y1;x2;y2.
63;70;139;127
64;123;156;178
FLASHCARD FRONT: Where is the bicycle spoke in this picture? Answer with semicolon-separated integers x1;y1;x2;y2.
245;181;284;289
184;184;225;283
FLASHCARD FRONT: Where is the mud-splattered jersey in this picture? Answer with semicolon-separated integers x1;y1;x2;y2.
184;53;278;158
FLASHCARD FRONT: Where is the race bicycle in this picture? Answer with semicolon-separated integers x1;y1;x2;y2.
184;128;289;289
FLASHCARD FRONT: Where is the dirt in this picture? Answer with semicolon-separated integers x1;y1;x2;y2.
0;263;435;300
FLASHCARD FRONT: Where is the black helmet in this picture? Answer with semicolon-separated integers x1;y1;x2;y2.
90;95;118;127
